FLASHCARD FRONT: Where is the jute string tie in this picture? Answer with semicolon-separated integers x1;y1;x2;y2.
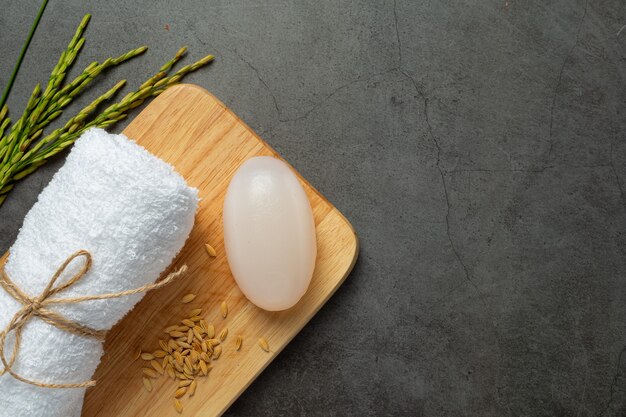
0;249;187;388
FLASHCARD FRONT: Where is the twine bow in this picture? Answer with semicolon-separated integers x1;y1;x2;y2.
0;250;187;388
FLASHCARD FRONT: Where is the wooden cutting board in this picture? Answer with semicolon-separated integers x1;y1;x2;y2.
0;84;358;416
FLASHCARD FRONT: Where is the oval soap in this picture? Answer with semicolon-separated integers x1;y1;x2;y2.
223;156;317;311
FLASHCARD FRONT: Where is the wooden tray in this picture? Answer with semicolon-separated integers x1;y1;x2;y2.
1;84;357;416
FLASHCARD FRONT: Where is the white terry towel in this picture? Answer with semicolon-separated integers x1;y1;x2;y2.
0;128;198;417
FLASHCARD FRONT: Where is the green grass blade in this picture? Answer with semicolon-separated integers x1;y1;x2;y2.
0;0;49;109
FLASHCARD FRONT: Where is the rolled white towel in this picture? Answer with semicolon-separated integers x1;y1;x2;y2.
0;128;198;417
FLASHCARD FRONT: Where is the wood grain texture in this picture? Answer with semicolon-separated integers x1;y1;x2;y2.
2;84;358;416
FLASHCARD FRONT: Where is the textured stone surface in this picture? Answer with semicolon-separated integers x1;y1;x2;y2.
1;1;625;415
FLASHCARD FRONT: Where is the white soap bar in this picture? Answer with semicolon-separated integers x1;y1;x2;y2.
223;156;316;311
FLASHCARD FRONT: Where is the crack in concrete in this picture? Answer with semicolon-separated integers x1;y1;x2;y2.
187;20;208;47
397;65;514;414
228;51;397;125
191;8;402;125
393;0;402;67
400;70;480;294
232;49;282;118
445;163;622;179
547;0;589;162
186;19;285;122
279;69;396;123
596;345;626;417
237;50;396;124
446;167;553;174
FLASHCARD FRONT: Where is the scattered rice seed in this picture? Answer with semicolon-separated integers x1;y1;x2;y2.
205;243;217;257
182;319;195;327
153;349;167;358
200;352;211;362
159;340;169;352
189;379;197;396
207;338;221;346
201;340;208;353
141;353;154;361
206;324;215;339
168;340;179;352
162;357;168;369
143;377;152;392
174;387;187;398
174;399;183;414
190;350;199;364
175;371;186;379
181;349;191;356
189;315;202;322
187;329;193;344
142;367;159;378
193;327;203;341
220;301;228;318
200;319;208;332
178;379;192;387
189;308;202;317
258;338;270;352
178;341;192;350
184;356;193;369
219;328;228;341
164;325;178;333
199;360;208;375
177;325;190;332
181;293;196;304
169;331;185;338
151;360;164;374
235;335;242;351
166;364;175;379
213;345;222;360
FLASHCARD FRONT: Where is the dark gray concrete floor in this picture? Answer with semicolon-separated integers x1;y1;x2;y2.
1;1;625;416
